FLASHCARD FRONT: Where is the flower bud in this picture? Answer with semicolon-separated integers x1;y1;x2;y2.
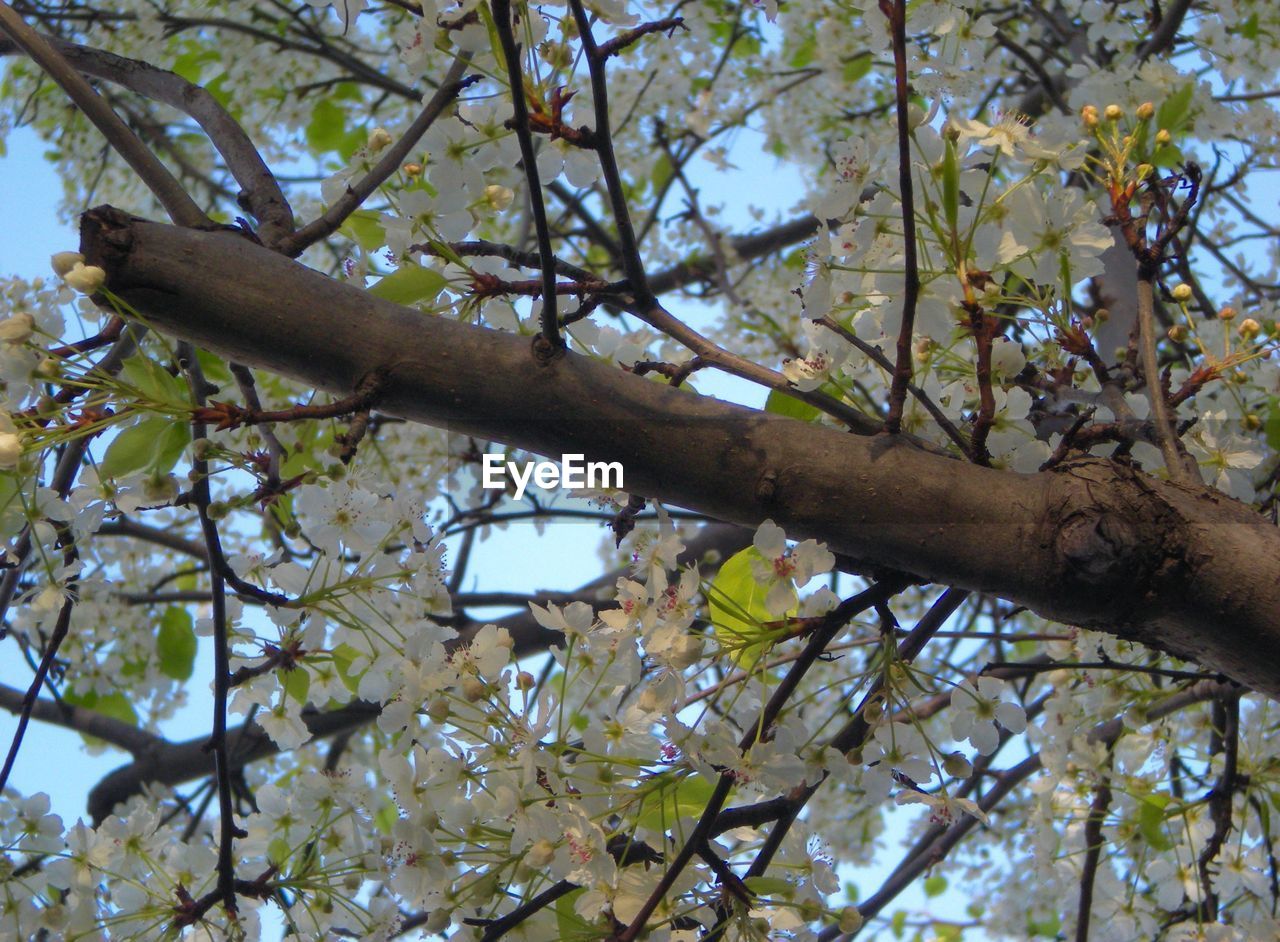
943;752;973;778
1155;128;1172;146
524;838;556;869
62;262;106;294
1238;317;1261;339
1136;101;1155;120
402;162;423;177
1217;305;1236;320
1104;103;1124;121
1081;105;1099;128
427;697;451;723
1244;413;1263;432
0;312;35;344
1171;283;1193;302
1166;324;1188;343
483;184;514;212
839;907;864;933
461;676;487;702
0;431;22;468
50;251;84;277
367;127;393;152
516;671;535;691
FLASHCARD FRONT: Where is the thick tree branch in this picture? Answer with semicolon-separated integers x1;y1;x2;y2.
79;208;1280;700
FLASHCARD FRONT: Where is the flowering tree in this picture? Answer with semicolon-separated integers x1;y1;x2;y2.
2;0;1280;938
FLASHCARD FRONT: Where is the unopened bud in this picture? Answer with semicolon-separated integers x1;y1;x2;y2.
1104;103;1124;121
1167;325;1188;343
402;162;423;176
427;697;451;723
516;671;535;691
1155;128;1172;146
483;184;514;212
0;313;35;344
1081;105;1100;128
1239;317;1261;339
50;251;84;278
1217;305;1237;320
367;127;393;152
943;752;973;777
1171;284;1193;302
461;676;487;702
1136;101;1155;120
1243;414;1263;432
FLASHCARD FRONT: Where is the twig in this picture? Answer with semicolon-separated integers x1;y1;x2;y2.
879;0;921;434
1075;751;1114;942
280;57;474;256
490;1;562;349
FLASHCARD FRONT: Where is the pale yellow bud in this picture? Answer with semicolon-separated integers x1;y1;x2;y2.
1171;283;1193;302
1136;101;1155;120
461;676;487;702
524;838;556;869
367;127;393;152
1081;104;1100;128
1104;103;1124;121
1167;325;1188;343
402;162;423;176
0;431;21;469
839;907;864;934
50;251;84;277
483;184;514;212
1239;317;1261;339
0;312;35;344
1217;305;1237;320
1155;128;1172;146
944;752;973;778
62;263;106;295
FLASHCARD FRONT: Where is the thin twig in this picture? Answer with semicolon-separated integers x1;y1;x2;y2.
880;0;920;434
491;1;562;348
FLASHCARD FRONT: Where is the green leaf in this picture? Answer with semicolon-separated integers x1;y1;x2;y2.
554;888;598;942
707;546;791;662
369;262;447;306
1136;792;1174;851
650;152;673;194
195;349;233;387
306;97;349;154
157;607;197;680
1156;83;1195;136
331;642;365;694
101;416;189;479
789;33;817;69
121;354;189;409
765;388;821;423
64;689;139;747
340;210;387;252
267;837;292;868
283;666;311;706
373;800;399;834
941;137;960;236
635;772;718;835
891;909;908;938
924;875;948;898
743;876;793;899
843;52;873;84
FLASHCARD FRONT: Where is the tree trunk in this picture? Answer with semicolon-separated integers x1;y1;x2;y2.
81;206;1280;698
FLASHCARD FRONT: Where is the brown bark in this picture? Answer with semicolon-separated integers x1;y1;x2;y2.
81;206;1280;699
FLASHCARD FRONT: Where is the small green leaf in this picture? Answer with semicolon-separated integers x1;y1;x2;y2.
743;876;793;899
765;388;821;423
635;772;718;835
555;887;601;941
340;210;387;252
369;262;447;306
64;689;139;747
1136;792;1174;851
843;52;873;84
331;642;365;694
121;354;189;409
650;152;673;194
941;137;960;235
101;417;185;479
283;666;311;705
373;800;399;834
1156;83;1195;136
306;97;349;154
267;837;292;868
789;33;817;69
924;875;948;897
707;546;792;662
157;607;197;680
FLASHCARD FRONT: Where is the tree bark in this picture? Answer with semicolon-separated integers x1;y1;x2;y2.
81;206;1280;699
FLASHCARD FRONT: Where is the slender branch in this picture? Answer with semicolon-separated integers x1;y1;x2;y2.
279;57;474;256
1075;750;1115;942
0;1;208;227
490;1;562;348
0;32;295;245
880;0;920;434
